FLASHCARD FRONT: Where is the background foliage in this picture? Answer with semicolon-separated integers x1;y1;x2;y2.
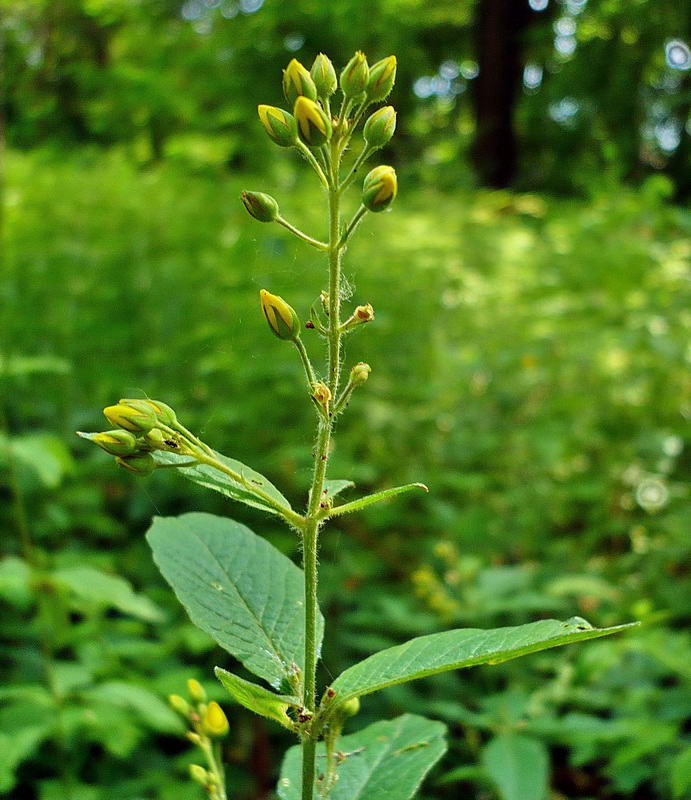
1;1;690;799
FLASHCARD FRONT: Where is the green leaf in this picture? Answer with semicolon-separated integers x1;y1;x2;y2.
83;682;183;733
215;667;297;729
327;619;637;712
482;734;549;800
671;746;691;799
323;479;355;501
53;566;163;622
277;714;447;800
153;449;293;517
326;483;428;518
147;513;324;689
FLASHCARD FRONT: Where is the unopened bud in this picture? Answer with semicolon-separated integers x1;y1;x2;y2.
143;429;166;449
363;106;396;148
187;678;206;702
362;165;397;212
92;429;138;457
312;381;332;412
294;97;332;147
115;453;156;476
257;105;298;147
189;765;209;786
350;362;371;385
168;694;190;716
340;51;369;98
241;191;279;223
311;53;337;98
104;402;157;433
186;731;202;746
260;289;301;341
366;56;397;102
283;58;318;106
203;701;230;738
119;398;177;426
340;697;361;718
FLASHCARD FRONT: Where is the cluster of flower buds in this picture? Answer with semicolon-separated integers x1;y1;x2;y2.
86;398;182;475
248;51;398;224
170;680;230;799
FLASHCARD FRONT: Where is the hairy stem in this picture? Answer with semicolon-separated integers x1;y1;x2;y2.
301;138;343;800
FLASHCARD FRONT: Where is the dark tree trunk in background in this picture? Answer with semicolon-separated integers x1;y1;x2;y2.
471;0;535;187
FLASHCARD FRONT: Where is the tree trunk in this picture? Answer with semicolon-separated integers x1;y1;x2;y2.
471;0;535;187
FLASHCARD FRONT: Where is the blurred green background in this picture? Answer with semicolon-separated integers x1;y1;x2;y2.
1;1;690;799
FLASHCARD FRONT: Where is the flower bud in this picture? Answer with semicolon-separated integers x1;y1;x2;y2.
362;165;397;212
92;429;138;457
119;398;177;426
350;362;371;386
311;53;337;98
189;765;209;786
260;289;301;341
143;428;166;449
257;105;298;147
186;731;202;746
363;106;396;148
311;381;332;412
241;191;279;223
187;678;206;702
366;56;397;102
283;58;318;106
340;697;361;718
202;701;230;738
340;51;369;98
294;96;332;147
168;694;190;717
115;453;156;476
354;304;375;323
104;403;157;433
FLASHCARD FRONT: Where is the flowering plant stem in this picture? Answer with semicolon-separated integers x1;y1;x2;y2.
300;143;343;799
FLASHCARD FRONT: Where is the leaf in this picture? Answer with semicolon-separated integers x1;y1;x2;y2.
147;513;324;689
671;746;691;799
77;433;293;518
215;667;297;729
481;734;549;800
83;682;183;733
326;483;428;518
2;433;73;488
153;449;294;517
277;714;447;800
53;566;163;622
326;619;637;712
323;479;355;501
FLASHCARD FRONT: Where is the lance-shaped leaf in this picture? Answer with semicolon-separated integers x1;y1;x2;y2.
153;449;293;518
147;513;324;690
323;479;355;501
325;482;428;518
215;668;298;729
277;714;447;800
325;619;637;714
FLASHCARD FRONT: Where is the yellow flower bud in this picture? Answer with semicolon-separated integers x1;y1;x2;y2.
311;381;332;412
362;165;397;212
260;289;301;341
189;764;209;786
366;56;397;102
363;106;396;148
103;402;157;433
311;53;337;98
202;701;229;738
294;96;332;147
187;678;206;702
115;453;156;476
92;429;138;457
241;190;279;223
119;398;177;426
350;362;371;386
340;51;369;98
282;58;318;106
257;105;298;147
168;694;190;716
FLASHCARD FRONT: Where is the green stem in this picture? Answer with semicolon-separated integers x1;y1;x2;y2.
294;337;317;387
339;146;372;193
338;205;367;249
301;135;344;800
276;216;328;250
297;141;329;189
